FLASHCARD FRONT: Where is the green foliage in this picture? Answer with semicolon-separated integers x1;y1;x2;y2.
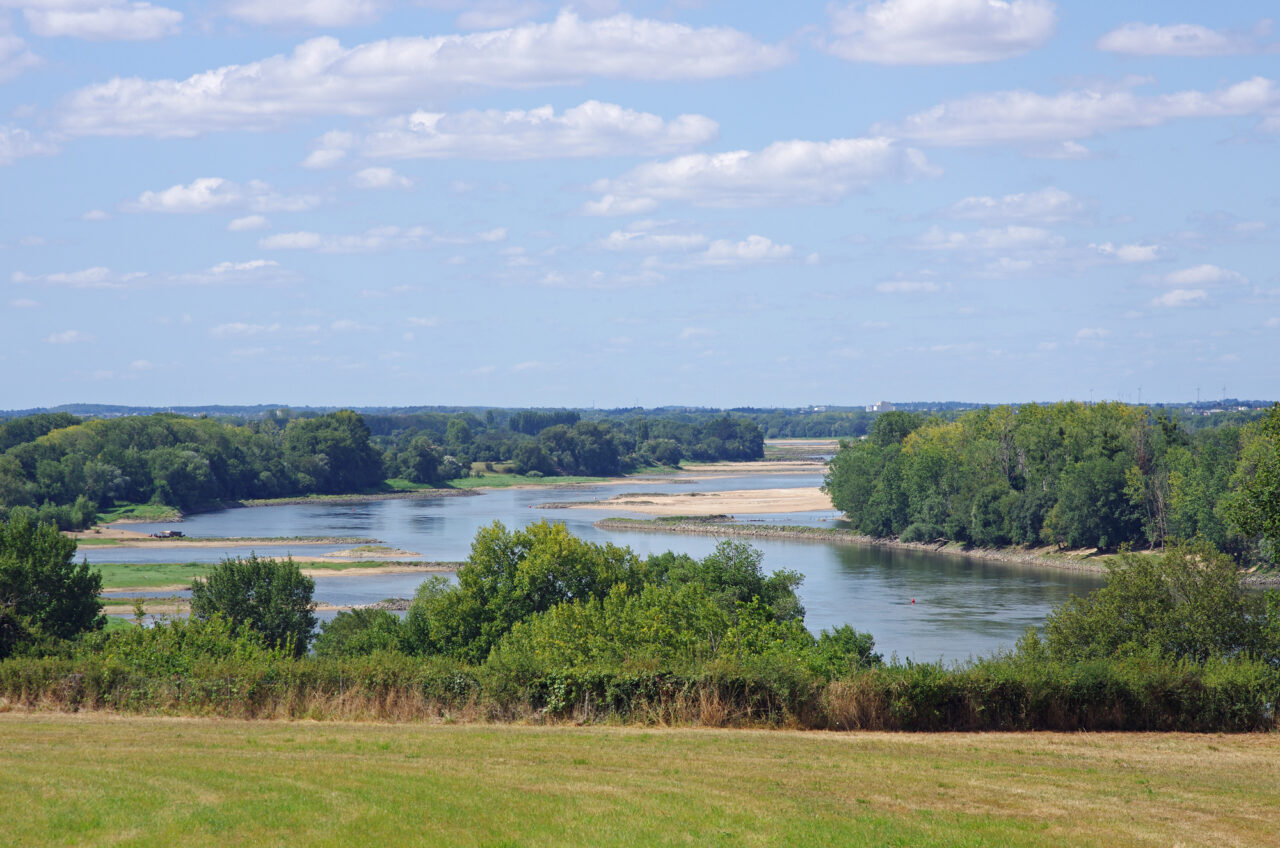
313;608;405;658
283;410;385;494
404;522;639;663
0;513;102;659
190;553;316;657
82;613;288;677
826;401;1257;553
1039;540;1278;663
1224;403;1280;552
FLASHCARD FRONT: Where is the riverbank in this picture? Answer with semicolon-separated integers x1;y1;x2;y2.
548;486;834;516
595;518;1280;585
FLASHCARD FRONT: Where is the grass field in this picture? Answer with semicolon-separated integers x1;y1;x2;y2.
93;560;441;591
0;715;1274;847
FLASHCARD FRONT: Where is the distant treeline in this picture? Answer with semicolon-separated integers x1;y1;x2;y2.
0;408;764;528
825;402;1279;562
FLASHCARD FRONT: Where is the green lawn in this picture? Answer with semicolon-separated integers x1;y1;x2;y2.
94;560;443;591
0;715;1275;847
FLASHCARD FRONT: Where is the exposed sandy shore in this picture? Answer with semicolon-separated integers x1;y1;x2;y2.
558;487;834;516
678;460;827;475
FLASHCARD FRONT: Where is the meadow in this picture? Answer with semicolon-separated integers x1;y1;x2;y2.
1;714;1275;847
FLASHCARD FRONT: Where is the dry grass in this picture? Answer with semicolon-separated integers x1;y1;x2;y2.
1;712;1276;847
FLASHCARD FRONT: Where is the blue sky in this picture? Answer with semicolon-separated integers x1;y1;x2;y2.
1;0;1277;408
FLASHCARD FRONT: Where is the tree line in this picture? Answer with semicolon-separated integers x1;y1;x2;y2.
0;409;765;528
824;402;1280;563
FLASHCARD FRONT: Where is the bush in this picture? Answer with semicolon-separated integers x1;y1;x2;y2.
313;608;404;658
190;553;316;657
900;522;944;543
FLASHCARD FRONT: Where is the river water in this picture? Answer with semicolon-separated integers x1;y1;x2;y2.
89;472;1103;663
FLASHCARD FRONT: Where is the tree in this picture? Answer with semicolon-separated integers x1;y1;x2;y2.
313;608;404;658
1225;404;1280;550
402;435;443;484
1040;540;1275;663
0;513;103;658
190;553;316;657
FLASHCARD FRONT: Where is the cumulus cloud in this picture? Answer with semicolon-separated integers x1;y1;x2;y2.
81;208;110;221
946;187;1084;223
228;214;269;231
1097;21;1275;57
696;235;792;266
209;321;282;338
586;137;933;212
601;229;707;252
1151;289;1207;308
59;11;788;137
916;225;1063;251
1075;327;1110;339
0;126;56;166
46;329;94;343
226;0;383;27
352;101;717;161
259;225;505;253
824;0;1056;64
12;266;138;288
0;19;39;81
1091;242;1161;263
350;166;412;189
1162;264;1247;287
128;177;320;213
878;77;1280;147
19;1;182;41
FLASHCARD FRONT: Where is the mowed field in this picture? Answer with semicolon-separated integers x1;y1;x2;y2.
2;714;1277;847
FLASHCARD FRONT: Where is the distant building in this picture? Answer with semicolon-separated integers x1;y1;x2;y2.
866;401;896;413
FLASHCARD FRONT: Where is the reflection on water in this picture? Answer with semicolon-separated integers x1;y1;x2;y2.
90;473;1103;662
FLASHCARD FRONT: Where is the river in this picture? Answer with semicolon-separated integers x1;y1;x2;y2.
88;472;1103;663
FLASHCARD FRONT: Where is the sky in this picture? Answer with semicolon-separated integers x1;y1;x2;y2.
1;0;1278;409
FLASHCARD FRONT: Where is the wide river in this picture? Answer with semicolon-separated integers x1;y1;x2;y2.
89;471;1104;663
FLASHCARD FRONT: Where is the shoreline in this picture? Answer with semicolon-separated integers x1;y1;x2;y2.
593;518;1280;585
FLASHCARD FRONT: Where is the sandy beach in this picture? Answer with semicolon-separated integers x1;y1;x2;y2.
558;486;834;516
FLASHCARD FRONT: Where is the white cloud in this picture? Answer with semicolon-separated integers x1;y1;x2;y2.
1151;289;1207;308
1162;264;1247;287
260;231;324;250
1097;21;1274;57
9;297;39;308
81;208;110;221
60;11;788;137
587;136;933;212
209;321;282;338
351;166;412;189
678;326;714;340
46;329;94;343
129;177;320;213
22;2;181;41
876;280;940;293
600;229;707;252
0;19;38;81
916;225;1062;251
1075;327;1110;340
13;266;134;288
879;77;1280;147
946;187;1084;223
207;259;278;274
824;0;1056;64
259;225;504;253
356;101;717;160
228;214;269;231
302;148;347;169
0;125;56;166
696;235;792;266
1091;242;1161;262
1265;317;1280;328
226;0;383;27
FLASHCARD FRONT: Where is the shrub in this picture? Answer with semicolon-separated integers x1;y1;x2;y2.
190;553;316;657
